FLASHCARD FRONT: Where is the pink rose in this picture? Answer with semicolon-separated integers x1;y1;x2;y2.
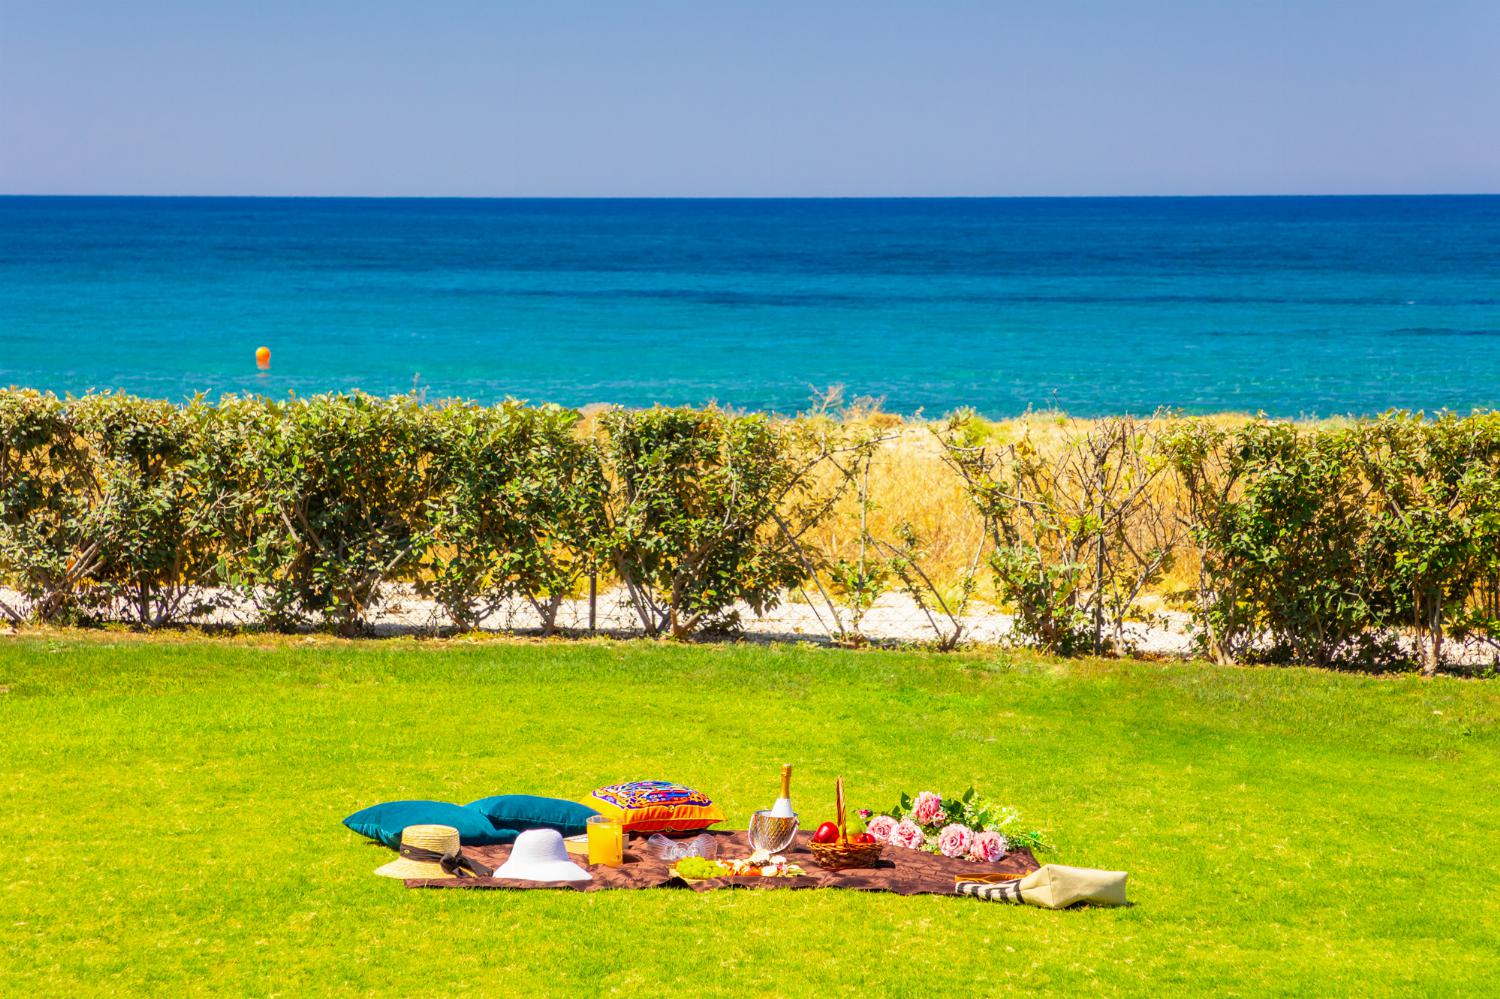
866;814;898;843
968;830;1008;863
889;819;926;850
937;823;975;858
911;791;943;827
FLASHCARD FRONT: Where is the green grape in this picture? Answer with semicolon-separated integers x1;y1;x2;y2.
675;857;728;879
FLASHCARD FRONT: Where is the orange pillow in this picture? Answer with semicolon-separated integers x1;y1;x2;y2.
585;780;725;834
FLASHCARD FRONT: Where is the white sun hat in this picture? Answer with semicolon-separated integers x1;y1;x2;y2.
492;828;593;882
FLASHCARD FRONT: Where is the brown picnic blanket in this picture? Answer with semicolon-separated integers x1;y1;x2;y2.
406;829;1039;894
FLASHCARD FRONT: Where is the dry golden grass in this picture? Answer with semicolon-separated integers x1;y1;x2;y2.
800;420;993;605
580;405;1339;612
794;409;1282;611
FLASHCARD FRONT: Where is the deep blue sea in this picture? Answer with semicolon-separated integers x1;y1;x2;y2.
2;195;1498;417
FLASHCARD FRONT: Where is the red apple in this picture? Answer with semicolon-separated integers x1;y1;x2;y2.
812;821;840;844
853;832;876;844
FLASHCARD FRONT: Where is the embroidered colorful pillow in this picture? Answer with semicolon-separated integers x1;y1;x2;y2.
585;780;725;834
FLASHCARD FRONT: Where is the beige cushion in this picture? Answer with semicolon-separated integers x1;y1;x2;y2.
1016;863;1127;908
957;863;1128;908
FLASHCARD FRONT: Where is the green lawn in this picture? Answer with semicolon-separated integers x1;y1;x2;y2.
2;634;1498;997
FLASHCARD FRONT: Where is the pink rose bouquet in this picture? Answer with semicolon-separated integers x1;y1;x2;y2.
968;830;1008;863
937;823;975;858
866;814;898;843
911;791;944;826
861;787;1049;861
889;819;926;851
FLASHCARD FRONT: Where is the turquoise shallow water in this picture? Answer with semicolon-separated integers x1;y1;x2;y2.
2;195;1498;416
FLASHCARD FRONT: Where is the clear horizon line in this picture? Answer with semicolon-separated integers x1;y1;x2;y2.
2;190;1498;201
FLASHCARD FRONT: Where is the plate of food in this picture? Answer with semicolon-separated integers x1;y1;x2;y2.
672;852;806;883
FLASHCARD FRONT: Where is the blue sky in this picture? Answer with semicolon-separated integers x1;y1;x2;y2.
2;0;1496;196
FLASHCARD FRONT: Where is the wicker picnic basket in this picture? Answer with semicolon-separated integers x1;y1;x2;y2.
808;777;884;871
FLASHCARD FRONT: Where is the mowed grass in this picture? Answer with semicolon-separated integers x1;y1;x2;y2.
2;634;1498;997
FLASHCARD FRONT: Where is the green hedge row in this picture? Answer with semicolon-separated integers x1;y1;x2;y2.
1163;415;1500;673
4;389;1499;673
0;390;834;639
935;410;1500;673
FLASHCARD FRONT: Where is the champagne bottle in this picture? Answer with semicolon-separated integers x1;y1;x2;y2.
771;763;795;818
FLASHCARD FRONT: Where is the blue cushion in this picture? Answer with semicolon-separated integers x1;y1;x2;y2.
342;800;518;848
466;794;599;837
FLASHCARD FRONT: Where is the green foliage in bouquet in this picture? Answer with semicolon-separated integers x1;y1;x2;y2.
874;787;1052;854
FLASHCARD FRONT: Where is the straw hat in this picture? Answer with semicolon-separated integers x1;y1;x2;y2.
375;824;491;880
491;828;592;882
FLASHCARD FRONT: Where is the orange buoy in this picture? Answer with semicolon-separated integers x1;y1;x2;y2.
255;346;271;369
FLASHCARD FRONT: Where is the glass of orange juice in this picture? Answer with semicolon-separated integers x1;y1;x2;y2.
586;814;624;866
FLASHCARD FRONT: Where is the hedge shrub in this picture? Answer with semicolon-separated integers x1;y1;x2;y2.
0;389;95;623
3;387;1500;671
1166;420;1384;668
422;401;606;632
1355;413;1500;674
201;394;437;634
599;406;820;639
69;393;227;627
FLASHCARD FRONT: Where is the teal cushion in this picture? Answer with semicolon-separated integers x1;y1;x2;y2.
342;800;518;848
466;794;599;837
